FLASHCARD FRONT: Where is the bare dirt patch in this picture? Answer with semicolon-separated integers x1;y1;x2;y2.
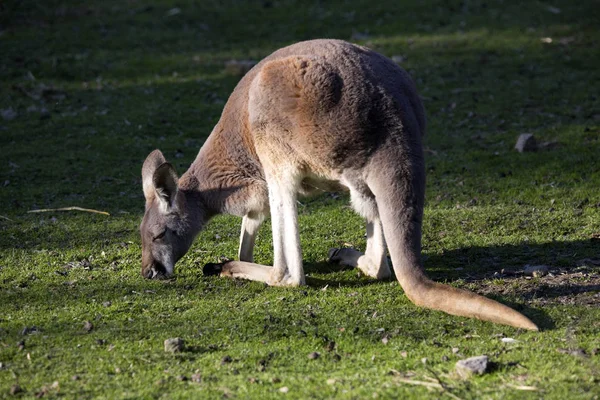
469;261;600;307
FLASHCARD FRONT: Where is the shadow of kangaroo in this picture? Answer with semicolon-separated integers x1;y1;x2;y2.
139;39;538;331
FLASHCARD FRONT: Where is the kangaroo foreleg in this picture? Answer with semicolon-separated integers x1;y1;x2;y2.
238;213;265;262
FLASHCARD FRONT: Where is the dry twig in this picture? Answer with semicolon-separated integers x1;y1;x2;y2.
28;207;110;216
505;384;539;391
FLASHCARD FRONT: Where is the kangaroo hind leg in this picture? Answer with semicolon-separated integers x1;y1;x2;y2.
328;184;391;280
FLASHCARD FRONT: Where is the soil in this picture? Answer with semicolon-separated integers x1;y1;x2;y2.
469;261;600;307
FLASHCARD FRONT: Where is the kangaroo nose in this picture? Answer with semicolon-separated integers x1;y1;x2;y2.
142;267;154;279
142;261;167;279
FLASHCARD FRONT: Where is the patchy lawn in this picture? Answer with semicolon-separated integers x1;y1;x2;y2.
1;0;599;398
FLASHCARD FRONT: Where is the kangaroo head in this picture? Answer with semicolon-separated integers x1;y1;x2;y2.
140;150;197;279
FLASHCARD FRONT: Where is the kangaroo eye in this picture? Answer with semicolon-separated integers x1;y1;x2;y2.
153;230;167;241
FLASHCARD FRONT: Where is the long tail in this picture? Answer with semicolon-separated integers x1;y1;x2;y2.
368;150;538;331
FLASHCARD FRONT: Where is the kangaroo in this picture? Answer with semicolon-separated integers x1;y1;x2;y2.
140;39;538;331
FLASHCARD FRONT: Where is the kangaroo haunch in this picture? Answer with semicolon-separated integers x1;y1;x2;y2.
140;39;538;331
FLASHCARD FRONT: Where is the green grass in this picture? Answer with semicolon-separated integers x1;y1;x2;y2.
1;0;599;398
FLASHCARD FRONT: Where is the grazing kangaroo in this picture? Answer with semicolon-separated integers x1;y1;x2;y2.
140;39;538;330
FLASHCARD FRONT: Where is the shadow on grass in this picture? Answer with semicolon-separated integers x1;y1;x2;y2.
303;238;600;330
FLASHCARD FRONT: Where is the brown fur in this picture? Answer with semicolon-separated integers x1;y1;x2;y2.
140;39;538;330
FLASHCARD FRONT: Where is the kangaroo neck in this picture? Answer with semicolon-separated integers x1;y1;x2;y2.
180;123;266;218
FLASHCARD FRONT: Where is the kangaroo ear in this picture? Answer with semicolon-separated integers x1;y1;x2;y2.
142;150;167;200
153;162;179;211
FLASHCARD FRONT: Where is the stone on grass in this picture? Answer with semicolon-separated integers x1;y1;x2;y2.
221;355;232;364
164;338;185;353
326;341;336;352
391;55;405;64
83;321;93;333
308;351;320;360
455;355;489;378
524;265;549;277
10;385;23;395
1;108;18;121
515;133;537;152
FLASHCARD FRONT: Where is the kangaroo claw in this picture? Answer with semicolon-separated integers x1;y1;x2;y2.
203;262;224;276
327;248;342;263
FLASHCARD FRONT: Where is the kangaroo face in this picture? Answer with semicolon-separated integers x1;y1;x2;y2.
140;150;195;279
140;202;186;279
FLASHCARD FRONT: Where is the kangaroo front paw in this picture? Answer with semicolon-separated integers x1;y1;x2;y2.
328;247;362;267
328;248;342;263
203;262;224;276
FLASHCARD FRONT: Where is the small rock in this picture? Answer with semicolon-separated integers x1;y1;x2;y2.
381;335;389;345
39;108;51;120
515;133;537;152
524;265;549;277
308;352;320;360
165;7;181;16
221;355;232;364
452;347;460;354
456;355;489;378
164;338;185;353
326;378;337;385
21;326;38;335
224;60;256;76
279;386;289;393
1;108;18;121
83;321;93;332
257;361;266;372
10;385;23;395
325;341;336;352
557;348;587;357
